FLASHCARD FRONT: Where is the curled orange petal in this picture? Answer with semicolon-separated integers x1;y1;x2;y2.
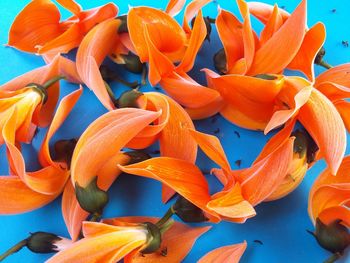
198;241;247;263
165;0;186;17
77;19;120;110
298;89;346;175
247;0;306;75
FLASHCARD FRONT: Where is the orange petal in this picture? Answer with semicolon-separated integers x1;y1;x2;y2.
259;5;284;45
265;77;312;134
247;1;290;24
38;23;83;54
143;25;176;86
62;180;89;241
308;156;350;223
126;93;170;150
315;63;350;88
189;129;232;184
318;206;350;227
216;9;244;72
185;96;225;120
198;241;247;263
108;217;211;262
334;100;350;132
76;19;120;110
39;87;82;167
0;176;58;214
298;89;346;175
177;10;207;72
47;223;147;263
127;7;186;62
237;0;256;73
165;0;186;17
71;108;161;188
160;72;221;108
118;157;220;222
208;183;256;221
247;0;306;75
3;108;69;195
183;0;212;33
288;23;326;81
56;0;82;15
316;82;350;102
8;0;64;53
148;93;197;202
237;137;294;205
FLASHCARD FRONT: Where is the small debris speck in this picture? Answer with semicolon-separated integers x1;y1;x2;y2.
235;160;242;167
234;131;241;138
214;128;220;134
161;247;168;257
280;5;286;10
342;40;349;47
331;8;336;13
253;240;263;245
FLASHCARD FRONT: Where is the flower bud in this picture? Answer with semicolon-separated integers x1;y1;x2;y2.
313;218;350;254
26;83;48;104
26;232;72;254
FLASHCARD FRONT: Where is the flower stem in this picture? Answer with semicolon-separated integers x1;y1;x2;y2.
90;212;101;222
324;253;341;263
207;17;216;24
156;206;175;228
0;239;27;262
141;65;147;86
318;60;332;70
113;75;139;89
43;75;66;89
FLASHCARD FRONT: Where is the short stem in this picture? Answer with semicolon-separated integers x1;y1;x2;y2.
113;75;139;89
105;83;118;105
324;253;341;263
318;60;332;70
141;65;147;86
90;213;101;222
207;17;216;24
159;219;174;235
156;206;175;228
43;75;66;89
0;239;27;262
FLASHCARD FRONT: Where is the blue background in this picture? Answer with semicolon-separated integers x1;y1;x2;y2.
0;0;350;262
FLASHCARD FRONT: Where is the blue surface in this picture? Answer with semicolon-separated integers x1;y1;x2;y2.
0;0;350;262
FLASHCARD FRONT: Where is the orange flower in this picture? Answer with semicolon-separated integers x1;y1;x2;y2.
0;56;65;144
47;216;210;263
8;0;118;54
198;241;247;263
308;156;350;259
0;87;82;214
65;94;198;239
127;1;223;119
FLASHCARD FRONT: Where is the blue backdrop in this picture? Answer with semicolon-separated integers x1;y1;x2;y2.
0;0;350;262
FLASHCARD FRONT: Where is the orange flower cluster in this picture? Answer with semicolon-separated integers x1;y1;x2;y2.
0;0;349;262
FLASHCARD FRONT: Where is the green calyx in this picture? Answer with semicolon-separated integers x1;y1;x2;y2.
254;74;278;80
213;48;227;75
75;177;109;216
173;196;208;223
121;52;144;74
141;222;162;254
312;218;350;254
117;89;144;108
27;83;48;104
124;151;151;165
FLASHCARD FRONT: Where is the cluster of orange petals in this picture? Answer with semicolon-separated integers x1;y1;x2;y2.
0;0;349;261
